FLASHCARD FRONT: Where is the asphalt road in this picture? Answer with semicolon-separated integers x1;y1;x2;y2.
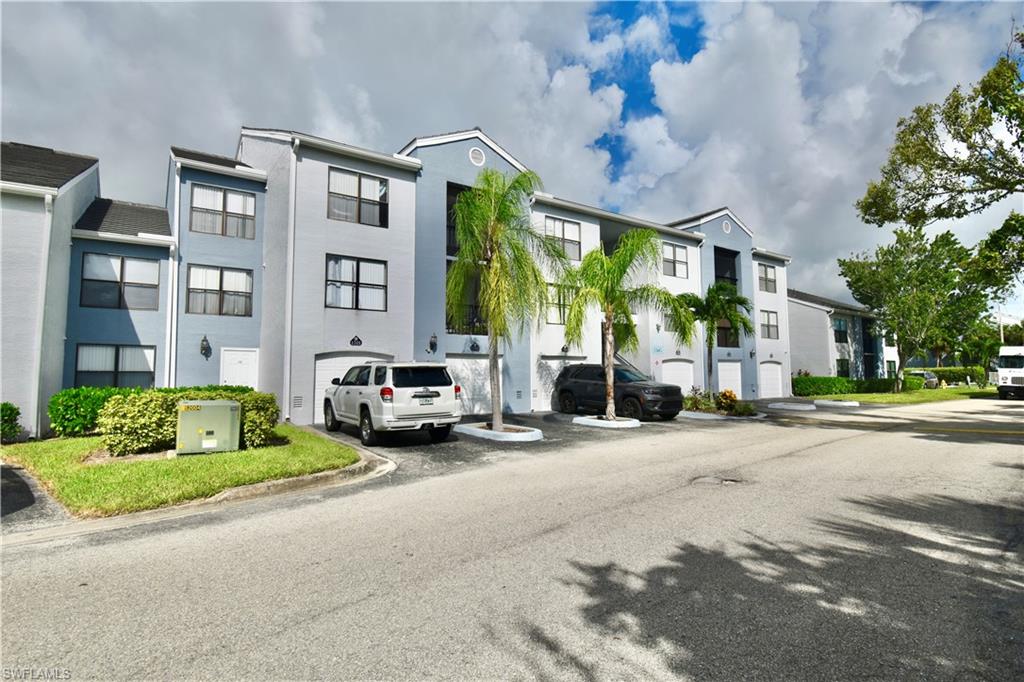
2;399;1022;680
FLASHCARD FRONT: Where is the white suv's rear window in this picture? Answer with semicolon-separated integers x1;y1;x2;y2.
392;367;453;387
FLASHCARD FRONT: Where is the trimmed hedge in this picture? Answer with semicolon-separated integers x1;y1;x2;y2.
906;366;986;385
97;388;279;456
1;402;21;443
791;375;922;396
49;384;254;437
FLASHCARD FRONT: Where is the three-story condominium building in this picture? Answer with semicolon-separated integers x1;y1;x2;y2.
1;126;794;436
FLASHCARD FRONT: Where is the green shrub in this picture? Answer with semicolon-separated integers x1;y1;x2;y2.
97;388;279;456
905;366;985;385
715;389;738;412
792;376;860;396
1;402;22;442
902;375;926;391
48;385;254;437
860;378;898;393
684;387;715;412
731;401;757;417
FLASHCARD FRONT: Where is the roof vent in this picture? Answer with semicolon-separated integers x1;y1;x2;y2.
469;147;486;166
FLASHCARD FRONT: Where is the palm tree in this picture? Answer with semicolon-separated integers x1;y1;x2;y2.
679;282;755;394
562;229;695;421
446;169;566;432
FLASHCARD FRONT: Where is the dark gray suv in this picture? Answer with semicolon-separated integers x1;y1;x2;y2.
554;364;683;420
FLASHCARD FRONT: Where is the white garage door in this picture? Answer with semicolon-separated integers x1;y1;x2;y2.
313;352;393;424
717;360;743;398
446;355;502;416
661;360;696;393
758;362;783;399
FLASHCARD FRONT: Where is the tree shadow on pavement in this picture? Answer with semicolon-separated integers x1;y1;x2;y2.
551;494;1024;679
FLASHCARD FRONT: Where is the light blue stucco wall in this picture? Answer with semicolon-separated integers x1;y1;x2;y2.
64;239;170;388
174;167;266;388
407;137;533;413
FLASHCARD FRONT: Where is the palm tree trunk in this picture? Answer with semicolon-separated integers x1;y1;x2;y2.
706;329;714;395
489;326;503;431
603;313;616;420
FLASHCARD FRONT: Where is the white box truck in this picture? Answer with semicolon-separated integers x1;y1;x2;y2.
995;346;1024;400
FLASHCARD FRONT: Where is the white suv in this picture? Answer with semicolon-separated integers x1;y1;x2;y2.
323;362;462;445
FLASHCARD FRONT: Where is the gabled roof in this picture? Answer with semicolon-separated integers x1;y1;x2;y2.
75;198;171;237
239;126;421;171
788;288;869;315
667;206;754;238
397;127;529;173
1;141;98;190
171;146;253;170
532;192;704;243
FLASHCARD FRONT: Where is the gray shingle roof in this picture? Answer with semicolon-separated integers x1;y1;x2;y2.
171;146;252;169
666;206;730;227
75;198;171;238
1;141;98;189
788;288;869;314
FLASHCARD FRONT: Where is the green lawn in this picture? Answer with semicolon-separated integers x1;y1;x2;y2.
810;386;998;405
1;424;360;517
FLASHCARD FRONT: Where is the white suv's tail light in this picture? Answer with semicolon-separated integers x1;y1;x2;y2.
455;385;462;398
380;387;394;402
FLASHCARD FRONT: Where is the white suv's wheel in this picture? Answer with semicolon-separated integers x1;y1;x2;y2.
359;408;379;446
324;400;341;432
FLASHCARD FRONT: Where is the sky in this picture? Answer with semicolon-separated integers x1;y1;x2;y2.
3;1;1022;315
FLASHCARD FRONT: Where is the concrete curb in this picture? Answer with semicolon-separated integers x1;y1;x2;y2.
2;431;396;549
572;416;641;429
454;422;544;441
678;411;768;421
814;399;861;408
768;402;817;412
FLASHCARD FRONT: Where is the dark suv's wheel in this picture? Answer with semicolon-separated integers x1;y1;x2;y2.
359;408;379;446
558;391;578;414
429;425;452;442
622;396;643;420
324;400;340;432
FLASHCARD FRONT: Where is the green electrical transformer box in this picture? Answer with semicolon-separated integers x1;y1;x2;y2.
176;400;241;455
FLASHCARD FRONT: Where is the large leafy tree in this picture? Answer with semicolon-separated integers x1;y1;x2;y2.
839;227;989;390
446;169;565;432
561;229;694;421
678;282;755;394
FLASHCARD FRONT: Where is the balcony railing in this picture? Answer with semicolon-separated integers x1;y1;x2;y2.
446;304;487;335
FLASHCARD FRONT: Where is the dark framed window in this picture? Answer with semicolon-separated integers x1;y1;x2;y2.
547;284;569;325
663;242;688;278
373;366;387;385
75;344;156;388
544;216;581;261
716;319;740;347
886;360;896;379
190;184;256;239
837;358;851;377
760;310;779;339
328;168;389;227
758;263;777;293
446;182;470;256
81;253;160;310
714;247;738;286
325;255;387;311
186;265;253;316
833;318;849;344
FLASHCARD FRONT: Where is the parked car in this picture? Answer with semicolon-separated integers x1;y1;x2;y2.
996;346;1024;399
324;362;462;445
554;364;683;420
906;370;939;389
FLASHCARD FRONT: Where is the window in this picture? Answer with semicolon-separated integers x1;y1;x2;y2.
190;184;256;239
325;255;387;311
81;253;160;310
761;310;779;339
374;366;387;385
714;247;738;285
547;284;568;325
836;358;851;377
75;344;156;388
663;314;677;333
544;217;581;261
886;361;896;379
446;183;469;256
328;168;388;227
716;319;739;347
833;318;849;343
663;243;688;278
577;366;604;381
758;264;777;293
342;365;371;386
186;265;253;316
392;366;453;387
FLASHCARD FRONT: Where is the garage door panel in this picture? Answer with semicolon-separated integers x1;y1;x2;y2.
447;356;501;416
717;361;742;398
661;360;695;393
759;362;783;399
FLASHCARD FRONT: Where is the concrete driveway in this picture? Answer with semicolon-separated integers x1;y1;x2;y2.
2;398;1021;679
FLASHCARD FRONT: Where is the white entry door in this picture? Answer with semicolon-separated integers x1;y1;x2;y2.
717;360;742;398
220;348;259;389
758;362;783;399
661;360;696;393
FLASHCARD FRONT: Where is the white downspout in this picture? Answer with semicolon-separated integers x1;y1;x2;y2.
283;138;299;421
31;193;54;436
166;162;181;387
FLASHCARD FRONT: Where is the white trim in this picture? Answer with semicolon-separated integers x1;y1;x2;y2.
399;130;527;173
219;346;260;390
283;138;299;420
166;162;182;388
788;296;833;314
669;207;754;238
532;192;705;243
752;247;791;264
71;229;174;247
240;128;422;171
31;194;54;435
0;180;57;197
172;156;268;182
